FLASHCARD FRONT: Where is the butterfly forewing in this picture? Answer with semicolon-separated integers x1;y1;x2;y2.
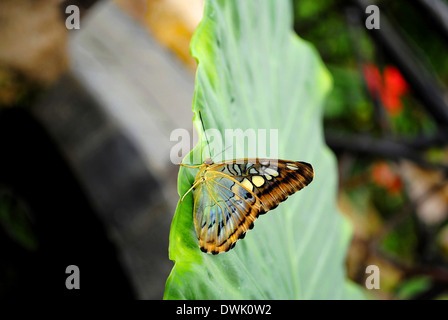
191;158;314;254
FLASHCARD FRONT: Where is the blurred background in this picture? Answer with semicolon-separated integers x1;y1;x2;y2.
0;0;447;299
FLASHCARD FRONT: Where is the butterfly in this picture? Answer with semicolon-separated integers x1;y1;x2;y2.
180;157;314;254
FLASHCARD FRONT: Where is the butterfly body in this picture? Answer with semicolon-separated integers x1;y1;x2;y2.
183;158;314;254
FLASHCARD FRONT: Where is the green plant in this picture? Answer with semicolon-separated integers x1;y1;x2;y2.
164;0;364;299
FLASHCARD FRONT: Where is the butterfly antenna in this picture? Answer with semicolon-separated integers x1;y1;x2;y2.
198;110;212;159
211;144;232;162
180;177;203;201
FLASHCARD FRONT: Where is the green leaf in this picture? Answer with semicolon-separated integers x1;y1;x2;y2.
395;277;432;300
164;0;365;300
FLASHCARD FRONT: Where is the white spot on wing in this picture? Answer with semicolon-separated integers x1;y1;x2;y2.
265;168;279;177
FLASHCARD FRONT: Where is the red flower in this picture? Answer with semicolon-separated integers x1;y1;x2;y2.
371;162;402;195
363;64;409;116
383;66;408;97
363;63;382;97
381;90;403;116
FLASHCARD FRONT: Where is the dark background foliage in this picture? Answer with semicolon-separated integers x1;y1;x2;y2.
0;0;447;299
293;0;448;299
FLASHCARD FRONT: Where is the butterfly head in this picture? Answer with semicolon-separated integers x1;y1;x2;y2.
203;158;214;165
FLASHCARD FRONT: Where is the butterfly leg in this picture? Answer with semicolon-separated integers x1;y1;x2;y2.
180;178;204;202
178;163;204;169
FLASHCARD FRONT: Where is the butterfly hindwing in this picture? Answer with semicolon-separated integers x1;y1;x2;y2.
192;159;314;254
193;175;260;254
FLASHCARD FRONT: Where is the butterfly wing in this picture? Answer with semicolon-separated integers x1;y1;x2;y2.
193;159;314;254
193;173;261;254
